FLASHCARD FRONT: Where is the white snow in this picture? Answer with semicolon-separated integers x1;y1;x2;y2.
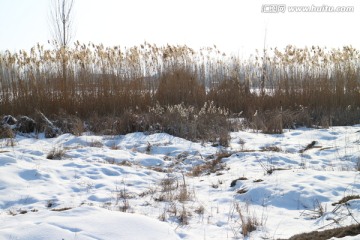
0;206;179;240
0;128;359;239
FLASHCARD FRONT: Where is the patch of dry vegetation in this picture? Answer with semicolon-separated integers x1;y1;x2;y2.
332;195;360;206
283;224;360;240
46;147;66;160
1;43;360;137
229;202;265;238
191;152;230;176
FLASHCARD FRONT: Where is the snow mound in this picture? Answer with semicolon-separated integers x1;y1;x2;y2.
0;206;180;240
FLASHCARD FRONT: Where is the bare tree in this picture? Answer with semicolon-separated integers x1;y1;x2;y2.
49;0;75;100
49;0;75;48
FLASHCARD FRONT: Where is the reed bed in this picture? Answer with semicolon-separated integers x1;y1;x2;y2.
1;42;360;136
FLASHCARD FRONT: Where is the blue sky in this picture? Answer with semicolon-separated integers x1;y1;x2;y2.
1;0;359;55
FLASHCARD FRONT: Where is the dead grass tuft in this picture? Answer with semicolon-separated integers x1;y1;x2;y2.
236;188;248;194
232;202;262;238
46;147;66;160
284;224;360;240
260;145;282;152
332;195;360;206
51;207;72;212
190;152;230;176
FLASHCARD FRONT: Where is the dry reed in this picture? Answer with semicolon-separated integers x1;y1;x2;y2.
1;43;360;136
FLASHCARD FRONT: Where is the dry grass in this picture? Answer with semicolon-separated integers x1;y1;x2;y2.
301;199;327;220
113;184;133;213
260;145;282;152
46;147;66;160
155;176;178;202
299;141;318;153
155;174;192;204
194;205;205;215
50;207;72;212
88;140;103;148
178;204;190;225
236;188;248;194
229;202;264;238
230;177;248;187
259;158;288;175
148;101;230;143
283;224;360;240
1;43;360;135
191;152;230;176
0;125;14;139
332;195;360;206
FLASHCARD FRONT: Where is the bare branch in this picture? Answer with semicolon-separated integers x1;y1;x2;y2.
49;0;75;47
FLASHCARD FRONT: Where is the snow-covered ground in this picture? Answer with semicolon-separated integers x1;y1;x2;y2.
0;127;359;239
